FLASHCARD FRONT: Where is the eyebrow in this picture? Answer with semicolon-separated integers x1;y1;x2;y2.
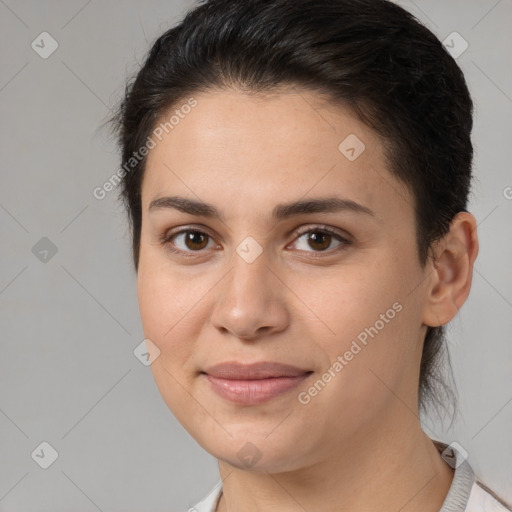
149;195;374;222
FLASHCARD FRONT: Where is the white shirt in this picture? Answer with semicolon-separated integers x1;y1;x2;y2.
187;441;511;512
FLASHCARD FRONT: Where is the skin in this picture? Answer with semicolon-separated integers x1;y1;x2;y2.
137;88;479;512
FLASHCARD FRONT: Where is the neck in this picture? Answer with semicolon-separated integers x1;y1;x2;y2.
216;407;454;512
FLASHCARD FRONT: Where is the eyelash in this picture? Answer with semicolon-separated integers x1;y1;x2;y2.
159;224;352;259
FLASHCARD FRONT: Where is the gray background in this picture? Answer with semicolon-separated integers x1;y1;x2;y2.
0;0;511;510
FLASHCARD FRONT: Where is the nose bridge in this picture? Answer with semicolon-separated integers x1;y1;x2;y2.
211;237;288;339
226;239;273;306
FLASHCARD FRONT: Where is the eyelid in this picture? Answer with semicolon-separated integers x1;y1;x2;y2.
159;224;221;256
289;223;352;243
160;224;217;244
286;224;352;257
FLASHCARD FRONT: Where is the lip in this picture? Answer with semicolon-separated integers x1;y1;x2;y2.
202;361;312;405
204;361;311;379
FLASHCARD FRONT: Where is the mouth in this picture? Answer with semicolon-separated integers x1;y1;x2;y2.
201;361;313;405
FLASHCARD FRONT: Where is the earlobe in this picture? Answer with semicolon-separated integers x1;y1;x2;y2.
422;212;479;327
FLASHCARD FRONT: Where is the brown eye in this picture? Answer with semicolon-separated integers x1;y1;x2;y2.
165;229;215;253
183;231;209;250
306;231;332;251
291;226;351;255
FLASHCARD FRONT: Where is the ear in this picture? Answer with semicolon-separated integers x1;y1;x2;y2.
422;212;479;327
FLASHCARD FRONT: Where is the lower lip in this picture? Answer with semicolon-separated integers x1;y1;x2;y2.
204;373;311;405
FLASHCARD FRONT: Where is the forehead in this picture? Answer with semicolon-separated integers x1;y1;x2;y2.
142;88;413;224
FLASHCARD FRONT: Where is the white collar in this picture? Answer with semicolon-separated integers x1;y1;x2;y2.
189;440;510;512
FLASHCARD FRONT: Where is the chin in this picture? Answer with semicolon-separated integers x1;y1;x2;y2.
195;426;314;473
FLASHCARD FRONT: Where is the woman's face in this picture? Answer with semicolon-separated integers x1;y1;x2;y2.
138;88;432;472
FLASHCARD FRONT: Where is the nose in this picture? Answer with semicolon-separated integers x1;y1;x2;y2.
210;247;290;341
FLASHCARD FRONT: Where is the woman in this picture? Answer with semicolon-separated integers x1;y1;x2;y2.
110;0;511;510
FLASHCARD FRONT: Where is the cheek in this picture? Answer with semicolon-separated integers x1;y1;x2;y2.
138;239;198;324
288;259;405;342
136;253;202;369
288;255;421;409
136;257;208;430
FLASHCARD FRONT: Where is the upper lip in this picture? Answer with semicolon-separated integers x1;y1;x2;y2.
203;361;312;380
